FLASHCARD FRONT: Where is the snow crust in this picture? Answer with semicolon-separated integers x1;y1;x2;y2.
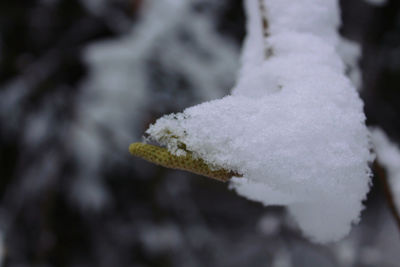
146;0;373;243
371;128;400;213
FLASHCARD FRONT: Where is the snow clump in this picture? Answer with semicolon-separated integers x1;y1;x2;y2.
146;0;373;243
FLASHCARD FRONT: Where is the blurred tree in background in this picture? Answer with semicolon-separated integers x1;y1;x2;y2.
0;0;399;266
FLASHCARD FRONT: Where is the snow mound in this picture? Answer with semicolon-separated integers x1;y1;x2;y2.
146;0;373;243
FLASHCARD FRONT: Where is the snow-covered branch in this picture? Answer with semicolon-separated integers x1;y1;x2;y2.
134;0;373;243
371;128;400;227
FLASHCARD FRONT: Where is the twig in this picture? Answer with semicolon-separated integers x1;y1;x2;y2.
129;143;241;182
258;0;273;58
374;161;400;233
258;0;269;37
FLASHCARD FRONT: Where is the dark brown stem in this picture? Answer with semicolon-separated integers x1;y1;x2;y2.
258;0;269;37
258;0;273;58
374;161;400;233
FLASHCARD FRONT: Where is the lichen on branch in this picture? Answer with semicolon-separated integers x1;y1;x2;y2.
129;143;241;182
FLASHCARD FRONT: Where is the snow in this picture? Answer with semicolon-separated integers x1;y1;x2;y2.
371;128;400;213
257;214;281;236
333;240;357;266
139;223;183;254
79;0;108;15
272;250;292;267
146;0;372;243
69;0;238;210
337;38;362;89
364;0;387;6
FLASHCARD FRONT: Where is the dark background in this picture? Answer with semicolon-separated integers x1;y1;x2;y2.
0;0;399;266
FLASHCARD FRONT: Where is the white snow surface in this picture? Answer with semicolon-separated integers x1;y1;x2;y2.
371;128;400;213
146;0;373;243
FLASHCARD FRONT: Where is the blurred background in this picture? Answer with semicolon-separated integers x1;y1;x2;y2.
0;0;400;266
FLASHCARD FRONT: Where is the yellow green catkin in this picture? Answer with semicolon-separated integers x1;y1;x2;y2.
129;143;241;182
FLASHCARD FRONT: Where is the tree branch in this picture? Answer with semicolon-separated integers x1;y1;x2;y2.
374;161;400;233
129;143;241;182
